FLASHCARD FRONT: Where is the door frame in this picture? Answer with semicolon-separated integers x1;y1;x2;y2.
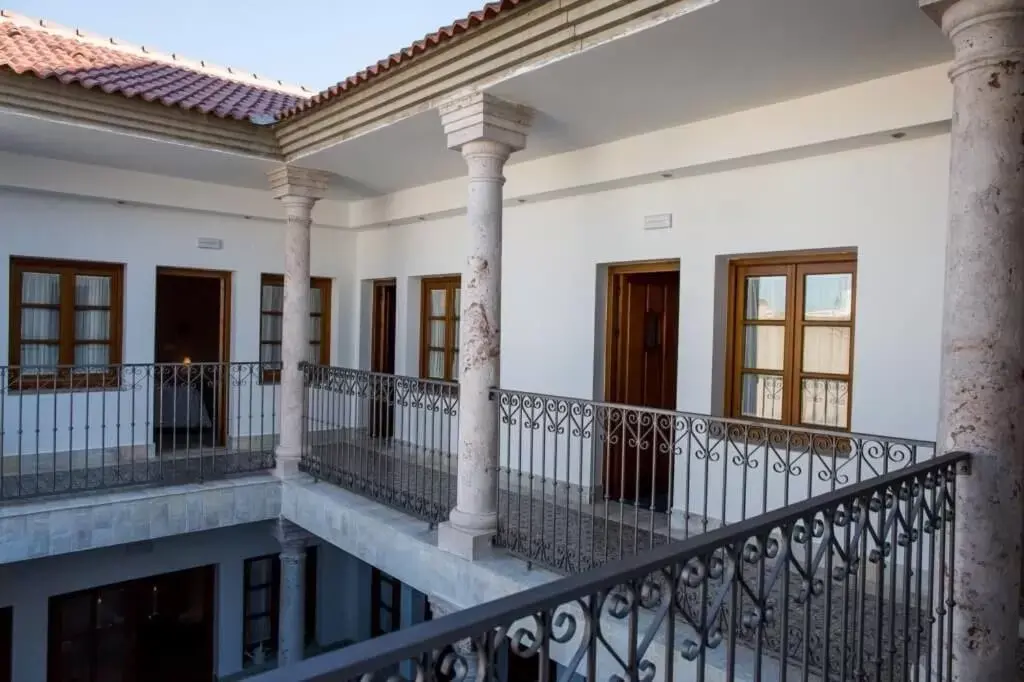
602;259;680;405
153;266;233;447
601;259;681;505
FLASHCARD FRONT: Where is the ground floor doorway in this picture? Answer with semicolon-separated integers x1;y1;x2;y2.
603;260;680;511
0;607;11;682
153;267;232;452
47;565;215;682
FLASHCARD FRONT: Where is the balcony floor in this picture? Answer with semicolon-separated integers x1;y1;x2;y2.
0;448;274;502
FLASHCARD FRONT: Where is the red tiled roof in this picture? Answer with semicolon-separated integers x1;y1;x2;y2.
0;10;310;122
277;0;532;121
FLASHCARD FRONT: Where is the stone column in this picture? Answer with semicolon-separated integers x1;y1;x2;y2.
267;166;330;478
922;0;1024;678
429;597;480;681
273;519;311;667
436;93;532;560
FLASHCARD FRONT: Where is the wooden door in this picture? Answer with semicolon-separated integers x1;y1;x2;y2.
369;280;397;439
605;265;680;509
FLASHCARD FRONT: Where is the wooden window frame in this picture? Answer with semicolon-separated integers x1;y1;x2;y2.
8;256;124;390
418;276;461;382
242;554;280;665
725;253;857;432
370;567;402;638
259;274;332;383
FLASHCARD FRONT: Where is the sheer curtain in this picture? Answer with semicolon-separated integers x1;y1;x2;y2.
20;272;60;370
74;275;111;368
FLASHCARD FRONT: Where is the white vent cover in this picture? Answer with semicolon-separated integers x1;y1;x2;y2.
643;213;672;231
197;237;224;250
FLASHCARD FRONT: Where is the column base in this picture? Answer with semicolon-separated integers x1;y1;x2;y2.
274;445;304;480
438;522;494;560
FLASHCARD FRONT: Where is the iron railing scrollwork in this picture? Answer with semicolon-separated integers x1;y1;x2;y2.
248;452;964;682
490;387;935;575
0;362;278;501
301;364;458;526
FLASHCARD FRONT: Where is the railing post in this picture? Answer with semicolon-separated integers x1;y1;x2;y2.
267;167;330;479
436;93;532;560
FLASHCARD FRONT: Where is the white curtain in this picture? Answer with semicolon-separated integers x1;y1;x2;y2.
20;272;60;370
74;275;111;367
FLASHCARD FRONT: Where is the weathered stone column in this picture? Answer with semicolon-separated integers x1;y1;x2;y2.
436;94;531;559
922;0;1024;678
429;597;480;681
273;519;311;666
267;167;329;478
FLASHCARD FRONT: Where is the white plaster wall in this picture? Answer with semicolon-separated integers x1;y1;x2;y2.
0;185;358;458
353;128;950;516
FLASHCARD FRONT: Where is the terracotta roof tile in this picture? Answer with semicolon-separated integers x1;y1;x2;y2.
277;0;532;121
0;10;311;122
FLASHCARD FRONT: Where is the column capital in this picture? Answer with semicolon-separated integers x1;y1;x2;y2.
271;518;312;553
267;165;331;201
922;0;1024;26
440;92;532;152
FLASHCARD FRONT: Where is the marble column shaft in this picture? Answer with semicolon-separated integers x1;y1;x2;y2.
277;540;306;666
267;166;328;476
929;0;1024;679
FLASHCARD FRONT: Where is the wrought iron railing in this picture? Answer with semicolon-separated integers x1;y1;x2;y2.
301;365;458;526
249;451;964;682
491;388;935;574
0;362;278;501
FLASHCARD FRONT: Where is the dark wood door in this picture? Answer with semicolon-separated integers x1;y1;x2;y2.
0;607;11;682
605;267;680;509
48;566;215;682
369;280;397;439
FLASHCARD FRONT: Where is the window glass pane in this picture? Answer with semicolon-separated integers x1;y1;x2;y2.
262;284;284;312
309;316;321;343
260;344;282;364
802;327;851;374
744;276;786;320
249;558;273;584
453;288;461;315
429;288;446;316
74;275;111;306
451;351;459;380
246;587;270;613
310;286;322;314
74;344;109;367
308;343;321;365
427;350;445;379
22;272;60;304
21;308;59;340
247;616;272;645
20;344;58;371
452;320;460;348
804;273;853;320
429;320;446;347
75;310;110;341
742;325;785;370
739;373;783;421
800;379;849;428
261;315;282;343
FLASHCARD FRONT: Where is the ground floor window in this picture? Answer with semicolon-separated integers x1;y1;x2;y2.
242;546;318;666
370;567;401;637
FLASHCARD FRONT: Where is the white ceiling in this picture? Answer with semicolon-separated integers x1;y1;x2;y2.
299;0;951;194
0;0;951;200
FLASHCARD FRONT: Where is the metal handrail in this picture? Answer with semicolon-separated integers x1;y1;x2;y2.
251;451;967;682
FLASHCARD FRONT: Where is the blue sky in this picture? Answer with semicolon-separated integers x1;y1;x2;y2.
10;0;488;90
